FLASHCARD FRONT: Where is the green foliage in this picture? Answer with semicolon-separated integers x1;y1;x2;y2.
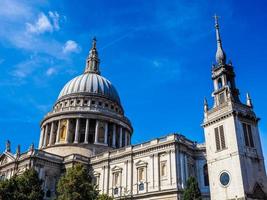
97;194;114;200
0;169;44;200
183;177;202;200
56;163;99;200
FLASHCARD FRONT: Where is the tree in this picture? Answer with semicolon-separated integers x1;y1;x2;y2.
0;176;17;200
97;194;114;200
183;177;202;200
0;169;43;200
56;163;99;200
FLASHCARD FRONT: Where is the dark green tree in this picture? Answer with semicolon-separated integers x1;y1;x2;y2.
56;163;99;200
0;176;17;200
0;169;43;200
97;194;114;200
183;177;202;200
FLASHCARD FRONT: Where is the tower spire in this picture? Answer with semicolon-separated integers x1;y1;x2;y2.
214;14;226;65
246;93;253;108
84;37;100;74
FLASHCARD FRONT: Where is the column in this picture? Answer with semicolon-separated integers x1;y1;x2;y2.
65;119;70;143
74;118;80;143
42;124;49;148
168;150;172;185
94;120;99;144
112;124;116;148
119;127;123;148
180;152;185;188
48;122;54;146
125;131;128;146
56;120;61;144
38;126;45;148
84;119;89;144
154;153;160;190
184;154;188;181
104;122;108;145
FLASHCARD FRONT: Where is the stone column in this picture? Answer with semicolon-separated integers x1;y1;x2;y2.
56;120;61;144
180;152;185;188
94;120;99;144
168;150;172;185
119;127;123;148
48;122;54;146
42;124;49;148
65;119;70;143
74;118;80;143
112;124;116;148
38;126;45;148
84;119;89;144
154;153;160;190
104;122;108;145
125;131;128;146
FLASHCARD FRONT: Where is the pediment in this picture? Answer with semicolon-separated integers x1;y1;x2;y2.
111;166;122;172
135;160;148;167
0;152;15;165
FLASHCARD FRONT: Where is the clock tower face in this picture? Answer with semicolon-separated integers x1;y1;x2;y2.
220;172;230;186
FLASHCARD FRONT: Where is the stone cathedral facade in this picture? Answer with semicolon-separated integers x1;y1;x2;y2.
0;19;267;200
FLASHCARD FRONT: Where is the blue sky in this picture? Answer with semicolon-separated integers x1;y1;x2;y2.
0;0;266;165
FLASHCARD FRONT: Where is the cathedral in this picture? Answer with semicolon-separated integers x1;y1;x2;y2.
0;18;267;200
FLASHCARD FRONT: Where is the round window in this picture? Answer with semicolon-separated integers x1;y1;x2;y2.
220;172;230;186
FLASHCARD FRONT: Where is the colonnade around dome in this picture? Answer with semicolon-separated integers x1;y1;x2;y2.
39;118;131;149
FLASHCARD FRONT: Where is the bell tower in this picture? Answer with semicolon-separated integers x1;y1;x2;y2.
203;16;267;200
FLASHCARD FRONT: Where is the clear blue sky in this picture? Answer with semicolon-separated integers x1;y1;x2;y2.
0;0;266;164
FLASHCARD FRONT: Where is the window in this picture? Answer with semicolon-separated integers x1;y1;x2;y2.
203;164;209;186
114;172;119;186
218;78;223;89
84;100;88;105
92;100;95;105
139;182;144;191
60;120;67;141
113;187;118;195
98;126;105;143
215;125;226;151
46;190;51;198
160;161;167;177
138;168;145;181
242;123;254;148
105;103;108;107
98;102;102;106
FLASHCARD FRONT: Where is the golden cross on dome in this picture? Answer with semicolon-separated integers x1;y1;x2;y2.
214;14;220;24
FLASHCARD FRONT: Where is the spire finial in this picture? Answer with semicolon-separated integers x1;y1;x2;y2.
204;97;209;113
214;14;226;65
16;145;20;157
92;37;97;48
246;93;253;108
5;140;11;152
84;37;100;74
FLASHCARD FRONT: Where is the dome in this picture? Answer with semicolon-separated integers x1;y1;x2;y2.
39;38;132;158
58;73;121;105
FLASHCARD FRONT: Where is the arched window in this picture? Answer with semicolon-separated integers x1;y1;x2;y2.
203;164;209;186
60;120;67;141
